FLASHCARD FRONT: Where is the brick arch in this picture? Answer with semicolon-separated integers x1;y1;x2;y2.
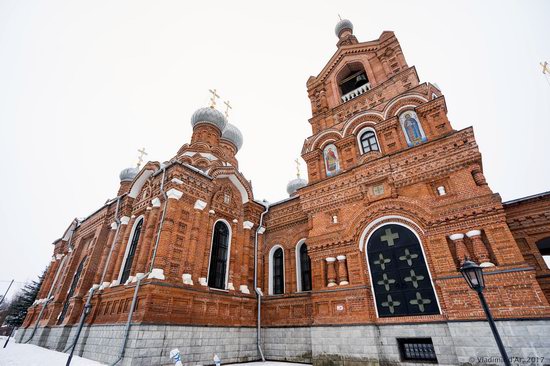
191;156;211;170
342;198;433;251
342;112;384;137
310;130;343;152
265;235;289;250
209;182;242;217
128;162;160;199
180;155;193;165
383;93;429;120
210;168;254;204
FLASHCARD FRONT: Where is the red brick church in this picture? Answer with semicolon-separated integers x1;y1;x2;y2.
17;19;550;366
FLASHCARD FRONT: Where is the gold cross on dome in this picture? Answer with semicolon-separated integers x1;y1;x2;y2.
541;61;550;75
136;147;148;169
224;100;232;118
209;89;220;108
295;158;301;179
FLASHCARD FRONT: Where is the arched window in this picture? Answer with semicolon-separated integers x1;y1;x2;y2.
272;248;284;294
58;256;86;324
537;237;550;269
358;129;380;154
296;241;312;292
208;221;231;289
120;217;144;284
367;224;439;317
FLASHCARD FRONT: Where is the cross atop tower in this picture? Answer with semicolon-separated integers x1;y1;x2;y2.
209;89;220;108
137;147;148;169
541;61;549;75
295;158;301;179
224;100;232;118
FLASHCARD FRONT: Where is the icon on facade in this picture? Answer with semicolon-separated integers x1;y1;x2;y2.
323;144;341;176
399;111;427;147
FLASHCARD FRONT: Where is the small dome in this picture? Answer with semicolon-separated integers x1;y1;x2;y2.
119;167;139;182
191;107;227;132
286;177;307;196
335;18;353;37
221;123;243;151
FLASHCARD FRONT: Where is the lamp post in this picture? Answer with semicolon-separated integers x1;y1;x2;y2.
460;260;511;366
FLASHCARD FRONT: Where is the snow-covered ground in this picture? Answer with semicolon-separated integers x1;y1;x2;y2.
0;337;310;366
0;336;105;365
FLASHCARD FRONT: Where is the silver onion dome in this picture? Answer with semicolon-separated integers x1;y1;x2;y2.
190;107;228;132
286;177;307;196
119;167;139;182
221;123;243;151
335;18;353;37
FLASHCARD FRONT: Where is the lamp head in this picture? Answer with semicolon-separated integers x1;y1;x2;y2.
460;260;485;292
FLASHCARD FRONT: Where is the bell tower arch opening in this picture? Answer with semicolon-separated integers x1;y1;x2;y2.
337;62;371;102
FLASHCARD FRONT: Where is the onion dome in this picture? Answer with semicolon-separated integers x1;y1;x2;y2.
335;18;353;37
221;123;244;151
190;107;227;132
286;177;307;196
119;167;139;182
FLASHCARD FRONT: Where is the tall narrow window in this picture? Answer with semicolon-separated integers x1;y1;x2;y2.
273;248;284;295
537;237;550;269
299;244;312;292
359;130;379;154
208;221;230;289
58;257;86;324
120;218;143;284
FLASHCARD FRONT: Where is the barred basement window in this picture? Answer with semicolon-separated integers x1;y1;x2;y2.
397;338;438;363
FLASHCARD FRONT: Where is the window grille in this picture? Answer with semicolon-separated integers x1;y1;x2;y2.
398;338;438;362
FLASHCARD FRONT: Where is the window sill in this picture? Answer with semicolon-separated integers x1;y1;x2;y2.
209;287;229;293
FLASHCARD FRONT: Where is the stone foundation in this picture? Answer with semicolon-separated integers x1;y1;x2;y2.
16;324;259;366
15;320;550;366
262;320;550;366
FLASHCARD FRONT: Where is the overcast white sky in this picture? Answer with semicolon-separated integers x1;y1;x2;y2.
1;0;549;298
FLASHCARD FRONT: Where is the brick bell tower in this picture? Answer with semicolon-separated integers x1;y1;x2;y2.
261;18;550;365
302;19;451;182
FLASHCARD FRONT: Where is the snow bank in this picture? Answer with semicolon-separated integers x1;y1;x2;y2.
0;336;105;365
0;337;310;366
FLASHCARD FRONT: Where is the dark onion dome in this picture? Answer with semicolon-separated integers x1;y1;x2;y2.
335;18;353;37
190;107;228;132
286;177;307;196
221;123;243;151
119;167;139;182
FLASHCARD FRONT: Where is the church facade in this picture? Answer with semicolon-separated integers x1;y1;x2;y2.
16;19;550;366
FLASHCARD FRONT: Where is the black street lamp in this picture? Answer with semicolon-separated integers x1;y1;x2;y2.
460;260;511;366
